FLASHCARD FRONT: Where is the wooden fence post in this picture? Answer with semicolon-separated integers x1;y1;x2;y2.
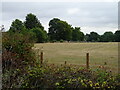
86;53;89;69
40;51;43;64
65;61;67;65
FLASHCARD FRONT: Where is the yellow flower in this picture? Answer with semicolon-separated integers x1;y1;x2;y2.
90;84;93;87
81;80;83;83
88;81;92;84
95;83;99;86
82;83;87;87
103;81;107;84
55;82;60;86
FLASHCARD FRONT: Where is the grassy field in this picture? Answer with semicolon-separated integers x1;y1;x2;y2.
34;42;118;73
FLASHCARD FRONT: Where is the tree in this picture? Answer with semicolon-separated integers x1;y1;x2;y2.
86;32;100;42
90;32;100;42
9;19;25;32
114;30;120;42
48;18;72;41
85;34;90;42
24;13;44;30
100;31;114;42
48;18;60;41
72;27;84;41
31;28;47;43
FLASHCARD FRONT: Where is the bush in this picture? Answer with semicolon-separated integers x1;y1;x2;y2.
20;65;120;89
2;31;38;88
2;32;36;70
2;62;120;89
60;39;64;43
31;28;48;43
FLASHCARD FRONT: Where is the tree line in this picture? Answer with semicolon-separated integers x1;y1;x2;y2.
8;13;120;42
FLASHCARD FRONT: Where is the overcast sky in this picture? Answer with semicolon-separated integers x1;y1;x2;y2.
1;1;118;35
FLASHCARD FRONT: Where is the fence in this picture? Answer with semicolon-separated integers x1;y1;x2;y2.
37;48;90;69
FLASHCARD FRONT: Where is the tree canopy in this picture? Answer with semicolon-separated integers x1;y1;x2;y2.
114;30;120;42
7;13;120;43
48;18;72;41
85;32;100;42
100;31;114;42
31;28;48;43
24;13;44;30
72;27;84;41
9;19;25;32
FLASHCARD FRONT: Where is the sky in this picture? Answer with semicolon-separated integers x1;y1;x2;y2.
1;0;119;35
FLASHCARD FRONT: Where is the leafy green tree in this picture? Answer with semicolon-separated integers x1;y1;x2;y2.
57;20;72;41
48;18;72;41
86;32;100;42
100;31;114;42
72;27;84;41
85;34;90;42
48;18;61;41
24;13;44;30
114;30;120;42
31;28;47;43
90;32;100;42
9;19;25;32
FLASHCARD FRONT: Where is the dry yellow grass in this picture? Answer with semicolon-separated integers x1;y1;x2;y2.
34;42;118;73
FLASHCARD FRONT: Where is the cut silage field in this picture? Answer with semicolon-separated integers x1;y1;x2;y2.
34;42;118;73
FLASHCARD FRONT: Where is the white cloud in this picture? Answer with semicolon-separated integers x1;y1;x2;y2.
67;8;79;15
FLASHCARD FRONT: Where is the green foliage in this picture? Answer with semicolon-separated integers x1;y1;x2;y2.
114;30;120;42
24;13;44;30
72;27;84;41
48;18;60;41
19;65;120;89
2;60;120;89
48;18;72;41
7;13;120;43
100;32;114;42
8;13;47;43
86;32;100;42
2;31;38;88
60;39;64;43
9;19;25;32
2;32;36;70
31;28;48;43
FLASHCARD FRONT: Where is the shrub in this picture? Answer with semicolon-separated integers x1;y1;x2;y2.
31;28;48;43
2;31;38;88
2;32;36;70
60;39;64;43
20;65;120;89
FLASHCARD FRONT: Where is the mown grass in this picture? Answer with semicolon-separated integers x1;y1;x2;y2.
34;42;118;74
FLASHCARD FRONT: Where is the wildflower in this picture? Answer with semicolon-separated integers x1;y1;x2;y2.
55;82;60;86
103;81;107;84
68;79;72;84
81;80;83;83
95;83;99;87
90;84;93;87
88;81;92;84
82;83;87;87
